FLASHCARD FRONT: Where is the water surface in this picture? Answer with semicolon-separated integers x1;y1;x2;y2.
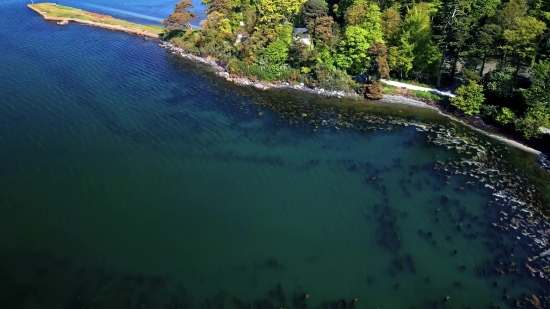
1;1;549;308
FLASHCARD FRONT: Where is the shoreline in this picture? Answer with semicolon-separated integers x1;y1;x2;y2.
23;3;547;161
27;4;160;39
160;42;357;99
160;42;548;159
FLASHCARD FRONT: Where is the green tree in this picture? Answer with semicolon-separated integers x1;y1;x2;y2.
336;0;383;74
469;0;500;19
388;33;414;78
494;107;516;125
300;0;328;26
337;25;383;74
207;0;231;15
162;0;198;30
516;106;550;139
242;6;259;33
482;65;518;98
288;40;317;68
501;17;546;69
360;0;383;36
264;39;290;64
257;0;307;23
333;0;355;18
200;11;233;42
401;3;440;80
316;45;337;71
451;80;485;115
432;0;472;85
381;6;401;44
496;0;527;30
344;0;367;26
524;60;550;110
474;23;502;76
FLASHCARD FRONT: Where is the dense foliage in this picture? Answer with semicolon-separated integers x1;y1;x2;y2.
164;0;550;140
451;80;485;115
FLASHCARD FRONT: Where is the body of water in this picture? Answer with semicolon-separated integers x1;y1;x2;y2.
1;1;549;308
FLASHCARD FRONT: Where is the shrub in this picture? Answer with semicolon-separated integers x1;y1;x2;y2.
198;41;233;64
264;40;289;65
451;80;485;116
364;82;384;100
482;66;518;98
481;104;498;117
227;59;281;81
279;67;301;82
462;69;481;83
322;70;352;91
515;107;550;139
494;107;516;125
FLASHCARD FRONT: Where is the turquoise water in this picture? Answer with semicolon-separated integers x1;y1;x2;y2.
1;1;549;308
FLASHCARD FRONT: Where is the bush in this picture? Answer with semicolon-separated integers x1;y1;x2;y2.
515;107;550;139
279;67;302;82
198;41;233;64
481;104;498;117
227;59;281;81
312;65;351;91
482;66;518;99
494;107;516;125
363;82;384;100
462;69;481;83
451;80;485;116
264;40;289;65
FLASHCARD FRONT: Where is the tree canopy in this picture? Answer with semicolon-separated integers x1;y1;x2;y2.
451;80;486;115
162;0;198;30
164;0;550;142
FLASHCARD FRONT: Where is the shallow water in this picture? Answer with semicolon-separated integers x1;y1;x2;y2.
1;1;549;308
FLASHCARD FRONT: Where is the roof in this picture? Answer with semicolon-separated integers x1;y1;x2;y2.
293;28;310;40
293;28;308;33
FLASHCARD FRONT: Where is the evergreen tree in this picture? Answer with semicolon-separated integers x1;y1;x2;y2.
301;0;328;26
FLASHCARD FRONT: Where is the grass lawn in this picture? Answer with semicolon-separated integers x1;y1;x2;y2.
29;3;164;35
382;83;443;102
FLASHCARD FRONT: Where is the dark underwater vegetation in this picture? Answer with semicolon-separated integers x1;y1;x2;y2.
0;1;549;308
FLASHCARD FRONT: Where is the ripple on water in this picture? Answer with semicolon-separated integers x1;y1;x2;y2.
0;1;549;308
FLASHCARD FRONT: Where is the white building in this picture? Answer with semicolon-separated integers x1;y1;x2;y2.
293;28;311;46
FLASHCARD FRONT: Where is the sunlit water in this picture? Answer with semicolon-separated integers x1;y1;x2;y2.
1;1;549;308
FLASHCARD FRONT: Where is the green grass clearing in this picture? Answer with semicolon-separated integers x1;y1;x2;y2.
411;90;443;101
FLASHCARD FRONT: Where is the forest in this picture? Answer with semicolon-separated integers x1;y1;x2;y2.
162;0;550;140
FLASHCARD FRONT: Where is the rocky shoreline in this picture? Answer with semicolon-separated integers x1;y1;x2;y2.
160;42;357;99
159;42;550;161
159;42;448;110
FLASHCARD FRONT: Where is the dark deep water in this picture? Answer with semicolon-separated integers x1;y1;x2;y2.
1;1;550;308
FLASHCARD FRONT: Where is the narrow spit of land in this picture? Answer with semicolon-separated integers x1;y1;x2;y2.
27;3;163;38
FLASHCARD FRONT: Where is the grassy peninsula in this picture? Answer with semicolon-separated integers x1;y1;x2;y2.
28;3;163;38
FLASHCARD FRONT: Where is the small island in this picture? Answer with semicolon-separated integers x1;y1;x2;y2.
27;3;163;38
